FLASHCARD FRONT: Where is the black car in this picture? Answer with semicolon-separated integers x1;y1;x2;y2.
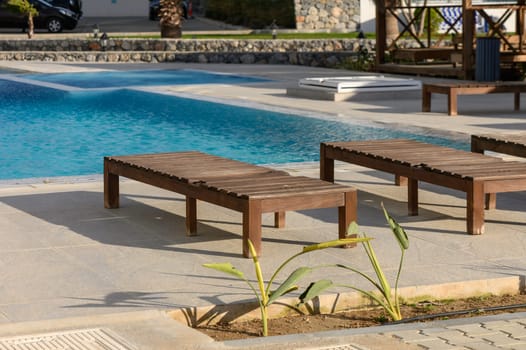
0;0;79;33
149;0;187;21
47;0;82;18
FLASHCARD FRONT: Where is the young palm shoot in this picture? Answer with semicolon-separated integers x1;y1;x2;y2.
203;236;370;336
300;204;409;322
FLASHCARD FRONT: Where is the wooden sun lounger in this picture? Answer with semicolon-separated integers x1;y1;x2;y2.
422;82;526;116
471;134;526;159
320;139;526;235
104;151;357;257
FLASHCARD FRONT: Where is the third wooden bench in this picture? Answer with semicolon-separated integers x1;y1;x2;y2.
422;82;526;116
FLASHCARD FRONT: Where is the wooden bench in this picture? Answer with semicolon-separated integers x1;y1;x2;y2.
393;48;458;64
104;151;357;257
320;139;526;235
422;82;526;116
471;134;526;158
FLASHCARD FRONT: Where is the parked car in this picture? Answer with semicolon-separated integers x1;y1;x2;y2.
47;0;82;18
0;0;80;32
149;0;187;21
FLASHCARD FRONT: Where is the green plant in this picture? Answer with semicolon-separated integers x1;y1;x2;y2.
343;45;375;72
300;204;409;321
203;236;369;336
413;7;442;36
7;0;38;39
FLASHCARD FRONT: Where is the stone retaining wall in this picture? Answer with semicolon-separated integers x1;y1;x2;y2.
0;38;374;67
0;51;356;65
0;37;445;66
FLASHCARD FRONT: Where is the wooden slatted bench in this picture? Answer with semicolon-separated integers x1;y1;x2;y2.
471;134;526;209
422;82;526;116
104;151;357;257
393;48;458;64
471;134;526;158
320;139;526;235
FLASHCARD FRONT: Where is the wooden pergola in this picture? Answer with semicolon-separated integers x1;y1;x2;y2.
375;0;526;80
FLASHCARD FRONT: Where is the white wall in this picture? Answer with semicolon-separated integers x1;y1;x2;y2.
82;0;147;17
359;0;376;33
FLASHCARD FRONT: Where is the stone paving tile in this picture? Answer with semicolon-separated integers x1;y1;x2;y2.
411;338;467;350
422;329;466;336
462;341;508;350
480;333;525;347
419;329;477;345
388;329;439;342
447;324;500;336
483;321;519;329
437;334;479;346
482;322;526;338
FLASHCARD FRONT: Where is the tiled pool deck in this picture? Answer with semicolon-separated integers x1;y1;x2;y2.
0;62;525;349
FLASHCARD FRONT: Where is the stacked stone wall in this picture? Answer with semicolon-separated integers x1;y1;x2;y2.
0;38;373;67
294;0;360;31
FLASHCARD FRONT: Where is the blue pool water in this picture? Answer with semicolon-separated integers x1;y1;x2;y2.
0;72;469;181
20;69;269;88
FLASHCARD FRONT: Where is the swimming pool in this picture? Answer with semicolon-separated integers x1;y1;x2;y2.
0;70;469;181
19;69;269;89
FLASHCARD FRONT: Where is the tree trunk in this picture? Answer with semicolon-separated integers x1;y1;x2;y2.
161;24;181;38
386;11;399;41
27;15;34;39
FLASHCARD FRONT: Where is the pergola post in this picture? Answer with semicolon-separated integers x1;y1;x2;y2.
463;0;476;80
375;0;387;70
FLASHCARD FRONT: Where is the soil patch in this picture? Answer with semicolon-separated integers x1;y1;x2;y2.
197;294;526;341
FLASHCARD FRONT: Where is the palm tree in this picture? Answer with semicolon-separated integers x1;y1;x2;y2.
7;0;38;39
159;0;183;38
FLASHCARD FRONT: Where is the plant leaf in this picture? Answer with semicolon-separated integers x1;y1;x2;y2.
203;263;245;280
302;236;370;253
268;267;313;304
299;279;334;303
382;203;409;250
248;240;268;305
347;221;360;235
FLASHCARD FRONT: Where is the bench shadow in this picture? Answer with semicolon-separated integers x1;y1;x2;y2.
0;189;363;256
0;190;248;257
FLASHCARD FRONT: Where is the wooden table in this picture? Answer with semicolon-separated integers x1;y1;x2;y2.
104;151;357;257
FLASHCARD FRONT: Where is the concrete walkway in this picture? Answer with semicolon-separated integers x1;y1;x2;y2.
0;62;525;349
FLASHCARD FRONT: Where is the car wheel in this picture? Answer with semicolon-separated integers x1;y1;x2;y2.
47;17;63;33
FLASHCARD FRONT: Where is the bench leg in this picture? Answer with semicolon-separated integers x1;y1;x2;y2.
448;89;458;116
320;144;334;182
422;87;431;112
104;162;120;209
408;178;419;216
467;180;485;235
486;193;497;210
470;138;484;154
274;212;285;228
395;175;408;186
243;201;262;258
339;190;358;247
186;197;197;236
514;92;520;111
